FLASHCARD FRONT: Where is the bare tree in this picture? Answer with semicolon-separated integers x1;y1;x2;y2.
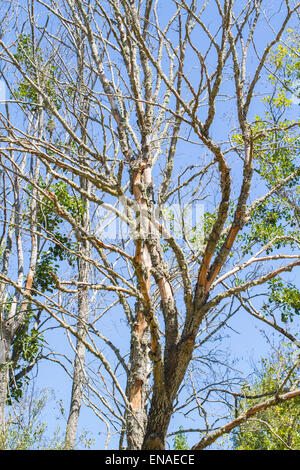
0;0;299;450
63;14;92;449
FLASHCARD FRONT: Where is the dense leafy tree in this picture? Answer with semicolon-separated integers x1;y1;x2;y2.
233;346;300;450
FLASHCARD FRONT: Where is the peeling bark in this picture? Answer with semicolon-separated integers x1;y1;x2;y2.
126;159;153;449
126;302;150;449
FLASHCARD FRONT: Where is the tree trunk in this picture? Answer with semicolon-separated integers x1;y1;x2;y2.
0;334;11;445
64;251;89;448
65;178;90;448
142;390;171;450
126;301;150;449
126;160;153;449
142;326;198;449
65;26;90;449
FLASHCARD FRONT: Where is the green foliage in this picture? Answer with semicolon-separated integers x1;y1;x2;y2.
173;426;189;450
234;30;299;259
33;180;83;293
241;196;297;256
234;31;300;326
233;346;300;450
203;210;217;238
265;277;300;322
1;389;65;450
13;34;61;111
1;388;95;450
250;118;298;188
8;307;44;403
0;297;43;403
266;28;300;106
37;180;85;229
8;179;84;401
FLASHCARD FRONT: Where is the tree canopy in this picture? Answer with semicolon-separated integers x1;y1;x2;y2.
0;0;299;450
233;345;300;450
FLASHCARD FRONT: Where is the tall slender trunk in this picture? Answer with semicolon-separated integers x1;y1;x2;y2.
65;239;90;448
0;215;14;440
0;334;11;446
65;168;90;449
64;168;90;449
0;369;7;439
64;26;90;448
